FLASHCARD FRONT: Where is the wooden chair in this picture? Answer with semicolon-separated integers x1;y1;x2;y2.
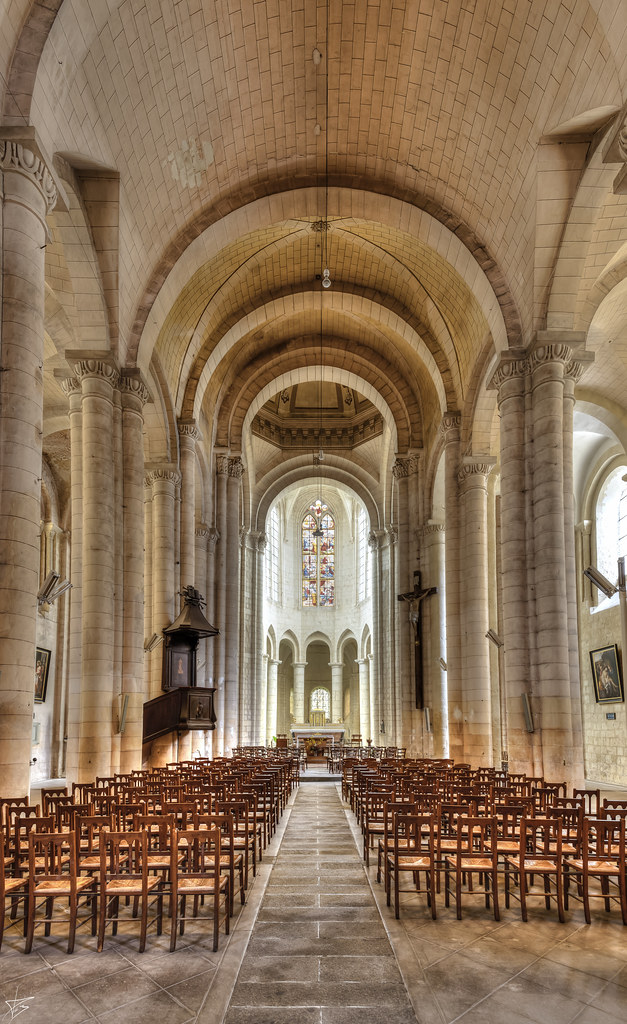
0;830;28;950
504;816;565;922
25;831;96;953
97;830;164;952
572;788;600;817
216;798;256;886
169;827;230;951
444;816;500;920
566;817;627;924
196;813;245;915
75;814;114;877
386;813;436;919
376;799;419;887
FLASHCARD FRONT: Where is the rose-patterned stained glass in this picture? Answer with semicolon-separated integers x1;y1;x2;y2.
302;505;334;606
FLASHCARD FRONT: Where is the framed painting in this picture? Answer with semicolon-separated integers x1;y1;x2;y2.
35;647;51;703
590;644;624;704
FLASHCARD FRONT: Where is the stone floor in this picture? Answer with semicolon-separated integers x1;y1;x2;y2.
1;781;626;1023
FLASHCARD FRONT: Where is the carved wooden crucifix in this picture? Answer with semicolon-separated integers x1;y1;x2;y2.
397;570;437;709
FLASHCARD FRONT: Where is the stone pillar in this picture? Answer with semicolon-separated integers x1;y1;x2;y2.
490;356;534;771
442;412;463;762
0;136;57;794
205;527;219;698
119;375;150;772
253;532;267;745
61;378;83;781
393;455;421;751
293;662;306;723
143;475;154;697
148;467;179;699
357;658;371;741
224;457;244;751
266;658;279;744
195;524;209;687
213;457;228;754
564;359;585;784
330;662;343;723
369;530;385;743
71;358;119;780
458;458;496;766
178;420;199;589
529;343;575;781
421;521;447;755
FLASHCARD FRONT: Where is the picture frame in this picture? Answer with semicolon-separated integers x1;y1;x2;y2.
34;647;51;703
590;644;624;704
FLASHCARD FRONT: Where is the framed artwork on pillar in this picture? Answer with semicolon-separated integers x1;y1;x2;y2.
34;647;51;703
590;644;624;704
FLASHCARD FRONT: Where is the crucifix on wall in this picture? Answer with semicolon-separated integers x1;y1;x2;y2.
397;570;437;709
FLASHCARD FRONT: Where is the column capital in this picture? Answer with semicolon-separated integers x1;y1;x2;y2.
145;464;181;488
195;523;210;539
392;453;422;479
207;526;220;552
575;520;592;536
488;352;530;391
228;456;244;479
420;520;445;538
71;356;120;390
58;375;81;398
457;456;497;485
0;131;59;213
441;410;461;439
178;418;201;442
216;454;230;475
121;372;150;407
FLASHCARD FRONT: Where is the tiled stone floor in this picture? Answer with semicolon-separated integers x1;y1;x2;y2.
1;780;627;1023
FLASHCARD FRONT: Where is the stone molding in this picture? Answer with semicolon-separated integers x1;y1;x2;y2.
0;139;57;211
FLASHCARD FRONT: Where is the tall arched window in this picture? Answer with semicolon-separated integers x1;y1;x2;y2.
357;505;369;602
310;686;330;719
302;499;335;606
266;504;280;601
595;466;627;587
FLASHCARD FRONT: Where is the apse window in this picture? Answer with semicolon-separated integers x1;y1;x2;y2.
595;466;627;600
302;499;334;606
266;504;280;602
310;686;330;719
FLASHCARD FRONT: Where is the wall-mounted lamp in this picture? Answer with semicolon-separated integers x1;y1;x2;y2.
37;570;72;606
485;628;504;648
144;632;163;652
584;565;617;598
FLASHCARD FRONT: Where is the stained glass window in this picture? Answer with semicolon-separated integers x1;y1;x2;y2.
310;687;330;719
302;500;335;606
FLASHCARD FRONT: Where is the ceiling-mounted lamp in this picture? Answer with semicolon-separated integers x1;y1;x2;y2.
322;267;331;289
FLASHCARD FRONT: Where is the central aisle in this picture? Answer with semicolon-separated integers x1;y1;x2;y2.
224;782;418;1024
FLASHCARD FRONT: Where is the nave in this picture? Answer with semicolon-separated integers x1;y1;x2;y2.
2;776;627;1024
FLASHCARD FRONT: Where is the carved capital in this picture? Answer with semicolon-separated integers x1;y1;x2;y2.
216;454;230;476
421;521;445;538
228;456;245;479
441;411;461;439
145;466;181;488
530;343;573;370
121;374;150;406
58;376;81;398
73;358;120;389
195;523;210;539
393;454;421;479
564;358;588;384
458;458;496;485
489;356;530;391
178;418;200;442
0;139;57;211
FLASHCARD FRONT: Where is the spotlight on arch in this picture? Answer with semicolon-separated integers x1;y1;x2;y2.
584;565;617;599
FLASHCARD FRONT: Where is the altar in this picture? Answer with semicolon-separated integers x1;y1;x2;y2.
290;724;345;746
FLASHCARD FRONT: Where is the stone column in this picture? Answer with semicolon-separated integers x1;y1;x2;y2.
148;467;179;699
421;521;447;755
178;420;199;590
0;136;58;794
369;531;383;744
60;378;83;781
458;458;496;766
564;359;586;784
266;658;279;744
393;455;421;751
442;412;463;762
490;356;533;771
119;375;150;772
293;662;306;723
330;662;343;723
205;527;219;697
143;475;154;696
195;524;209;686
223;457;244;751
213;457;228;754
72;357;119;780
253;532;267;744
357;658;371;741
